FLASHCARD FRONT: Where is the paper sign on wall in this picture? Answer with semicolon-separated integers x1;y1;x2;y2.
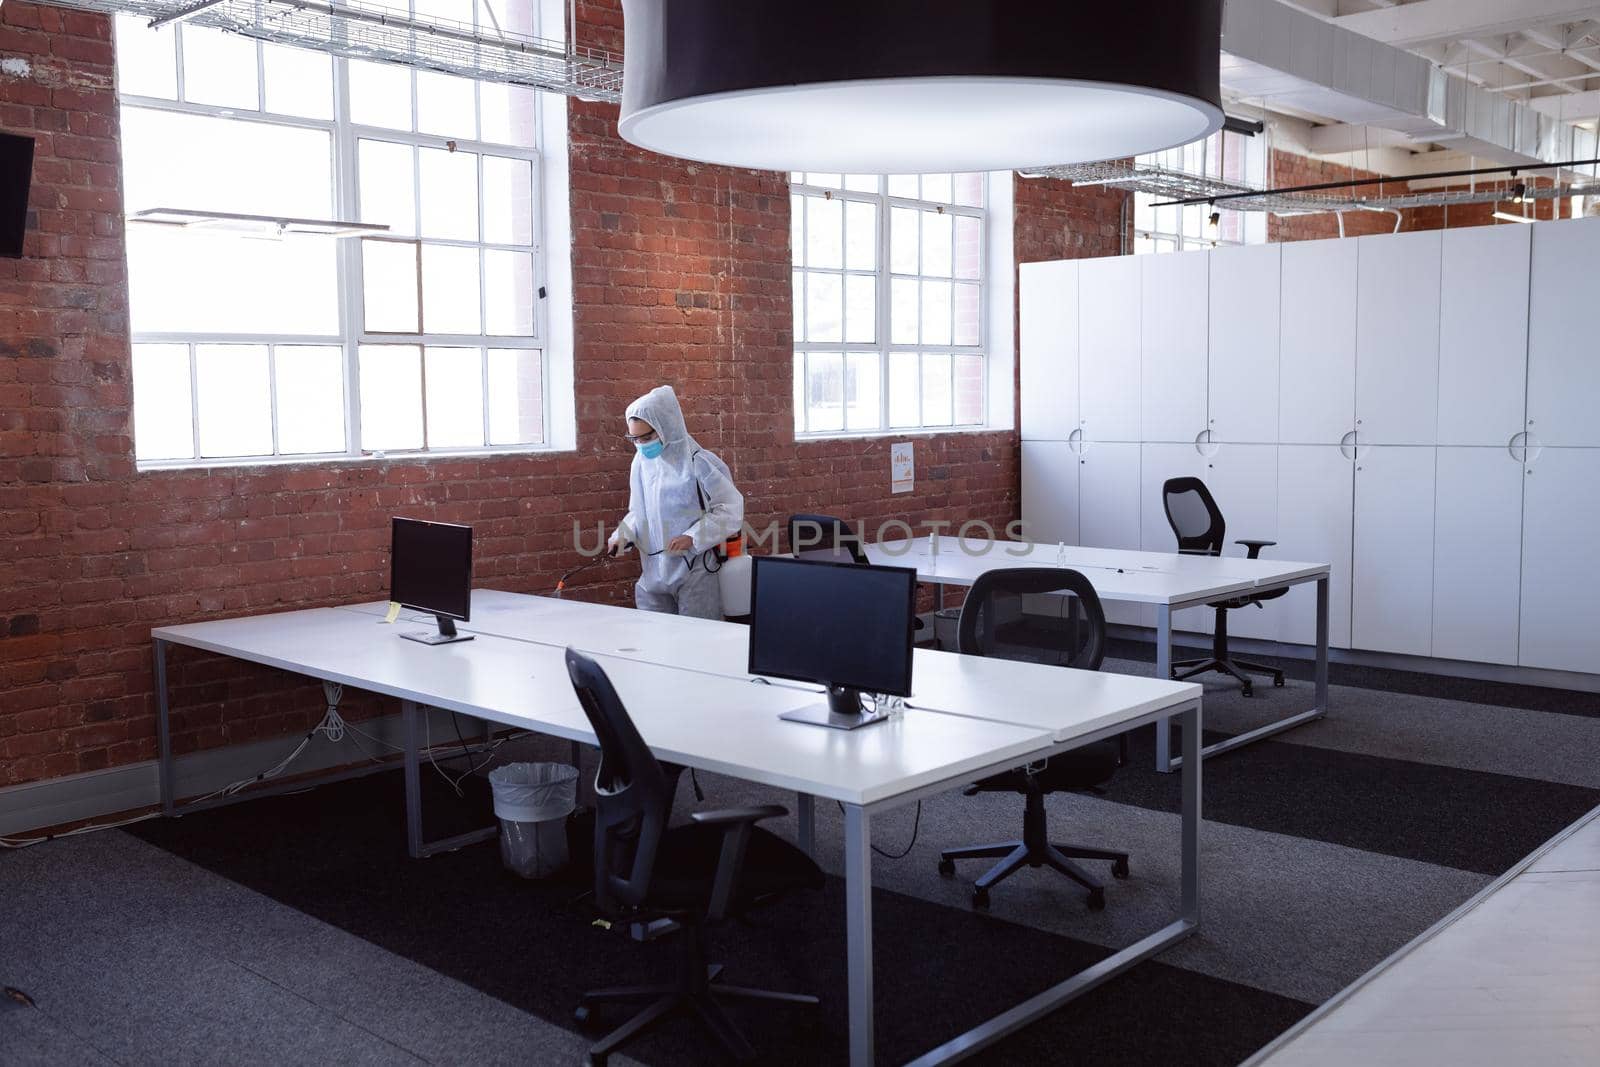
891;441;914;494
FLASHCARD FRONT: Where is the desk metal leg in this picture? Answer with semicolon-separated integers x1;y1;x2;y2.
844;804;873;1067
797;793;815;857
403;700;424;859
1181;699;1201;921
1154;605;1174;772
1315;575;1330;716
153;639;174;817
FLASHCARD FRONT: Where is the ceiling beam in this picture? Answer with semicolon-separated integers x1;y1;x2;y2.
1461;35;1597;87
1305;123;1420;154
1522;24;1600;73
1334;0;1600;48
1528;86;1600;117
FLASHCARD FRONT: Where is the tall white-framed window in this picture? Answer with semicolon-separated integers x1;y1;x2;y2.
790;173;988;436
116;6;559;467
1133;129;1266;253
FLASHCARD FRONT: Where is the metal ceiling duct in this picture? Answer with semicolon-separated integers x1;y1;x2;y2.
617;0;1225;173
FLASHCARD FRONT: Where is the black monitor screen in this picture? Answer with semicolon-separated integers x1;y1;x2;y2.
0;133;35;259
748;556;917;697
390;517;472;621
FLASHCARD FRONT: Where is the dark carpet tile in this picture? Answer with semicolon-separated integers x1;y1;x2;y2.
131;770;1309;1066
1106;724;1600;876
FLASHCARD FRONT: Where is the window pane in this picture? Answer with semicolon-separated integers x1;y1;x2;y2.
890;278;918;345
921;280;952;345
421;244;482;334
274;345;345;454
844;200;876;271
483;249;535;336
889;208;918;274
845;352;881;431
807;173;842;189
952;172;984;207
115;15;176;100
358;345;423;450
921;174;952;203
843;174;878;193
480;83;539;147
423;346;485;448
182;26;257;110
844;274;875;344
358;140;416;236
419;147;479;241
953;216;982;280
121;108;332;218
362;240;420;332
793;355;806;433
888;351;919;427
789;195;804;268
195;344;273;457
953;282;981;346
804;194;842;270
954;353;984;425
790;270;804;342
262;43;332;119
131;344;192;461
350;60;412;130
805;352;844;434
887;175;918;198
487;348;544;444
804;271;842;343
417;71;477;138
921;211;953;277
127;228;338;335
482;156;535;245
921;352;953;427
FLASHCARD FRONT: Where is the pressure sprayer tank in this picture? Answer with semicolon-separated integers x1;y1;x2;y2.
718;538;752;619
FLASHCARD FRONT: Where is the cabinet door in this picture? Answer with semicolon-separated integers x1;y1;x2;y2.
1519;447;1600;673
1277;445;1354;649
1020;440;1078;547
1438;225;1529;447
1356;230;1441;445
1280;238;1356;445
1433;446;1522;665
1019;260;1079;441
1209;243;1281;443
1078;441;1143;625
1352;445;1436;656
1205;443;1280;641
1527;216;1600;447
1077;255;1142;442
1140;250;1208;443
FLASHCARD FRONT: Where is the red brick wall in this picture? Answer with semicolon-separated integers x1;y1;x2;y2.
0;0;1135;796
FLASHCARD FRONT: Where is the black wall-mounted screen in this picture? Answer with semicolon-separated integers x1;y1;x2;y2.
0;133;34;259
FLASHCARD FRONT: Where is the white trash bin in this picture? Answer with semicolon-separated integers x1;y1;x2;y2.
934;607;962;651
489;762;578;878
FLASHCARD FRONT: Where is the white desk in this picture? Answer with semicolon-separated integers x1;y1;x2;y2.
863;537;1332;772
152;604;1202;1066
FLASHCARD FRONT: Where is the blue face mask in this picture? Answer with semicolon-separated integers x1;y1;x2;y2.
636;439;665;460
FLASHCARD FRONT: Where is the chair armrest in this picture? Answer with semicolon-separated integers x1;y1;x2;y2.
1235;539;1276;559
690;804;788;828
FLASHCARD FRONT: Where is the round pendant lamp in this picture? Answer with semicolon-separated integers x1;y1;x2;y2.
618;0;1224;173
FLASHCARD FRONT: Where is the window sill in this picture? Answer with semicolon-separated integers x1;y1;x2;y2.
795;425;1006;444
135;444;573;474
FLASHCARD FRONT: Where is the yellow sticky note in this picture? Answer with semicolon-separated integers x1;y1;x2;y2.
383;601;401;624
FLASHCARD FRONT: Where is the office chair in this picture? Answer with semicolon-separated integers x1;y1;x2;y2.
786;512;868;564
1160;477;1286;697
564;649;823;1066
936;569;1130;910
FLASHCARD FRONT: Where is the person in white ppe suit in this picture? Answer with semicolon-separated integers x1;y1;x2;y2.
607;385;743;619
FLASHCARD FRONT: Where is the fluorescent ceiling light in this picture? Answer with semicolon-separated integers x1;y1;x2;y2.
1492;210;1534;224
617;0;1224;173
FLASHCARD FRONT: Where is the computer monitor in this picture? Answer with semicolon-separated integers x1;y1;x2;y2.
390;517;475;645
748;555;917;730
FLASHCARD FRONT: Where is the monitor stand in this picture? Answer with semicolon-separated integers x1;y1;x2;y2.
779;686;889;731
400;613;476;646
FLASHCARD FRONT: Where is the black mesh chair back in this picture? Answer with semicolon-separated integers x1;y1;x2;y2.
957;568;1106;671
1162;477;1225;556
564;648;674;913
787;513;868;564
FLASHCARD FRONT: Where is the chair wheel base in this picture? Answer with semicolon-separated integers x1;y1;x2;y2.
1274;676;1286;688
972;886;990;908
575;1005;591;1025
937;858;955;877
1087;887;1106;911
1111;857;1130;880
